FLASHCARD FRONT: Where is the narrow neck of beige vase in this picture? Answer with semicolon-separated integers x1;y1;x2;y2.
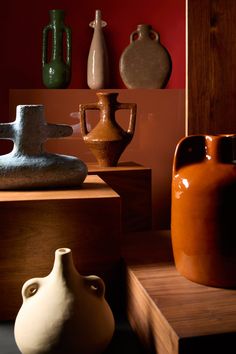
52;249;75;279
205;136;221;163
95;9;102;27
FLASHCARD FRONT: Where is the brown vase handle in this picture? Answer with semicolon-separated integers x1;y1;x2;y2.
130;30;139;43
173;135;206;174
150;30;159;42
79;103;98;137
117;103;137;135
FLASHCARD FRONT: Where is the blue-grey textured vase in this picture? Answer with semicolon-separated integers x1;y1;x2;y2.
0;105;87;189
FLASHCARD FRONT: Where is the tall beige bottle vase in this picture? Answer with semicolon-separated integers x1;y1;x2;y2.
87;9;109;89
14;248;115;354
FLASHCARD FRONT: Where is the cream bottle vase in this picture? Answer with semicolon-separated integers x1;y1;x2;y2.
87;9;109;89
14;248;115;354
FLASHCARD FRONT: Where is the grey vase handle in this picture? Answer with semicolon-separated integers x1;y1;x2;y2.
130;29;159;43
150;30;159;42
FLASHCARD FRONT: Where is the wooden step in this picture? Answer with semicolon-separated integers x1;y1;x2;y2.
0;175;121;319
123;230;236;354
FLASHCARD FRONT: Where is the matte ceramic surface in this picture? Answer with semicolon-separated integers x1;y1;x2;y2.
14;248;115;354
119;24;172;89
0;105;87;189
171;135;236;288
79;92;136;167
42;9;71;89
87;10;109;89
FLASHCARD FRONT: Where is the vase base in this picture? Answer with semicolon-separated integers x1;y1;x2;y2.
0;153;88;189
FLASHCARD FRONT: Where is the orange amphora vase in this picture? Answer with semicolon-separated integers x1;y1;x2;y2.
79;92;136;167
171;134;236;288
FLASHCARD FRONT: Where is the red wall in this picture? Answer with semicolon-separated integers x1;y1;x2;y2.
0;0;185;120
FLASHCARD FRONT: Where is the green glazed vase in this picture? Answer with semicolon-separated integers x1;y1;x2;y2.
42;9;71;89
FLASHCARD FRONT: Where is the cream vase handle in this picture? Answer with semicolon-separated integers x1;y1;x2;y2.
84;275;105;298
22;278;41;301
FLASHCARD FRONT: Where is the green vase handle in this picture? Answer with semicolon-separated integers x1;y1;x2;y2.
42;24;51;66
64;26;71;66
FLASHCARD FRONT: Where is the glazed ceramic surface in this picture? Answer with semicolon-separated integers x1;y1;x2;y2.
0;105;87;189
14;248;115;354
79;92;136;167
42;9;71;89
87;10;109;89
119;24;171;89
171;135;236;288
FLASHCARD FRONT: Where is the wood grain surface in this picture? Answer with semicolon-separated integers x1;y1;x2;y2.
188;0;236;134
88;162;152;232
0;175;122;319
123;230;236;353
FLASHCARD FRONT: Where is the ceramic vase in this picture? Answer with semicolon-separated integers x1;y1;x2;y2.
79;92;136;167
14;247;115;354
171;134;236;288
0;105;87;189
42;9;71;89
119;24;172;88
87;10;109;89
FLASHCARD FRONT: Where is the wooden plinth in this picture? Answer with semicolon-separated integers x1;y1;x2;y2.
123;230;236;354
87;162;152;232
0;175;121;319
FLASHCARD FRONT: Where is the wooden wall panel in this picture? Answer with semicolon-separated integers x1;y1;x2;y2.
188;0;236;134
0;176;122;319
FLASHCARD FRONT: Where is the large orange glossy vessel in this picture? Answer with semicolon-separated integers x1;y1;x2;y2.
171;135;236;288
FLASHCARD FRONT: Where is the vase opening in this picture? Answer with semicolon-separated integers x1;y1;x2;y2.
57;248;71;254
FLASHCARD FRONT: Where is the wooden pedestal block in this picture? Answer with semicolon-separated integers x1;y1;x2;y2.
87;162;152;232
0;175;121;320
123;231;236;354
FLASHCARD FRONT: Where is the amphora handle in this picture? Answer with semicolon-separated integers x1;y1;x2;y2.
116;102;137;136
79;103;99;137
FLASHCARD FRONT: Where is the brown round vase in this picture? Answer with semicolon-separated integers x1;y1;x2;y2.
171;134;236;288
79;92;136;167
119;24;172;89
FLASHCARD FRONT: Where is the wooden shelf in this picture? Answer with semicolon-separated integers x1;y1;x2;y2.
88;162;152;232
122;230;236;354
